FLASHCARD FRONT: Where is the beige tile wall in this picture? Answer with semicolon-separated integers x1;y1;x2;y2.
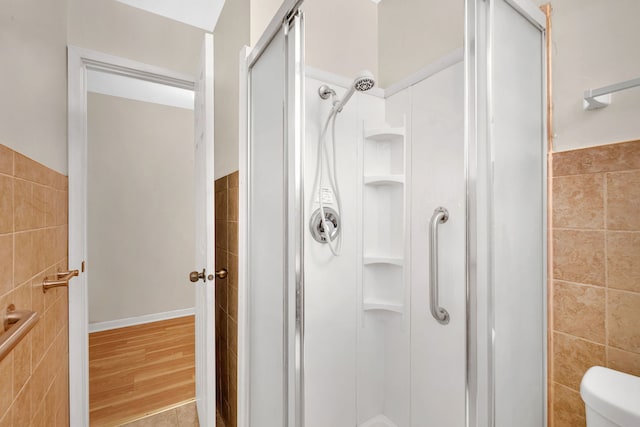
0;144;69;426
214;171;238;427
550;140;640;427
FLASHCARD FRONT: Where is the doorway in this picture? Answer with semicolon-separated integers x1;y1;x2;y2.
85;74;196;425
68;40;217;427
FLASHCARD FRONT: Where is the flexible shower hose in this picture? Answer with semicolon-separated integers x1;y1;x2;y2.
311;107;343;256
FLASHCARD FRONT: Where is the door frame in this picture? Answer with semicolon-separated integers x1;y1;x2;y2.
67;46;196;426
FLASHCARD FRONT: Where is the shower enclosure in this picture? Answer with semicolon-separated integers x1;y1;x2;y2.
239;1;546;426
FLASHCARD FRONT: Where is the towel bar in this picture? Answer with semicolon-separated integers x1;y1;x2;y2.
0;304;39;361
42;269;79;293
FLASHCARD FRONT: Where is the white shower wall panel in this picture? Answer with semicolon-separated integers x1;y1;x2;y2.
380;315;410;427
303;74;385;427
386;61;466;427
357;315;387;424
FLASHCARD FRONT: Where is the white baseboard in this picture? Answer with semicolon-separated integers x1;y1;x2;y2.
88;307;196;333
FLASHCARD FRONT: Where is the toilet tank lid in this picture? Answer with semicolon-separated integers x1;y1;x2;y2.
580;366;640;426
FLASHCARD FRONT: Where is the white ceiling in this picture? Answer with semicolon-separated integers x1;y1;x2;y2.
115;0;225;32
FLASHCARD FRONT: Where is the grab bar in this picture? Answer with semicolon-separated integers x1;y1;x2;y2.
42;269;79;293
1;304;40;361
429;207;450;325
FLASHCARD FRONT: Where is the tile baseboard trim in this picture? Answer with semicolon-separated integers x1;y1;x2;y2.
88;307;196;333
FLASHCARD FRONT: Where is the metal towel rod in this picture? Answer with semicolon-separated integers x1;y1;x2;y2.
42;270;79;293
583;76;640;110
0;304;40;361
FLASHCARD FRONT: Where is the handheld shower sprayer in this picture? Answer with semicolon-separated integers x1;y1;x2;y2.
311;70;377;256
332;70;376;113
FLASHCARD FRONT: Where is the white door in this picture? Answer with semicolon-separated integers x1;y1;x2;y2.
193;33;216;426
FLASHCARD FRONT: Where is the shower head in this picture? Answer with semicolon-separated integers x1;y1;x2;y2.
353;72;375;92
333;70;376;113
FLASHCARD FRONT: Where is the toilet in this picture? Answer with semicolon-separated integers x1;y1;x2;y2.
580;366;640;426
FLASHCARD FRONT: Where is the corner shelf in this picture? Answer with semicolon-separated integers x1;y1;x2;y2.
363;175;404;186
363;256;403;266
364;127;405;142
361;120;407;318
363;300;403;314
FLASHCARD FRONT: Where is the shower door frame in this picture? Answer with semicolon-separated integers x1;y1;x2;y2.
238;1;305;426
465;1;548;426
239;0;547;425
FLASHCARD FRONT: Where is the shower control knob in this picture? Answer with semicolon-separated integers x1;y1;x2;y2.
309;207;341;244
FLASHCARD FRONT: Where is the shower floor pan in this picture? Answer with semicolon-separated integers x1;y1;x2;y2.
359;415;398;427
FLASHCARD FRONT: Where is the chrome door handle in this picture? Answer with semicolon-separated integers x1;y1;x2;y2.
429;207;450;325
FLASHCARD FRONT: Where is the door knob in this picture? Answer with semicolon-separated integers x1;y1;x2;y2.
190;268;228;283
208;269;228;280
189;269;206;283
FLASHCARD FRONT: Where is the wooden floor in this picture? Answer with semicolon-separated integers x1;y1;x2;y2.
120;400;199;427
89;316;196;426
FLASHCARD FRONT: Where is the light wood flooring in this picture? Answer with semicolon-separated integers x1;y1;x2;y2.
120;400;199;427
89;316;196;426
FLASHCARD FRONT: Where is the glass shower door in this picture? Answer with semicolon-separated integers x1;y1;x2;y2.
466;0;547;426
489;1;546;425
243;7;304;427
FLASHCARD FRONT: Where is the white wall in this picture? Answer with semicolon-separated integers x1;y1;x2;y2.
0;0;67;173
250;0;463;88
549;0;640;151
87;93;195;323
0;0;205;176
249;0;282;45
378;0;463;88
213;0;250;179
250;0;378;80
67;0;204;76
303;0;379;81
